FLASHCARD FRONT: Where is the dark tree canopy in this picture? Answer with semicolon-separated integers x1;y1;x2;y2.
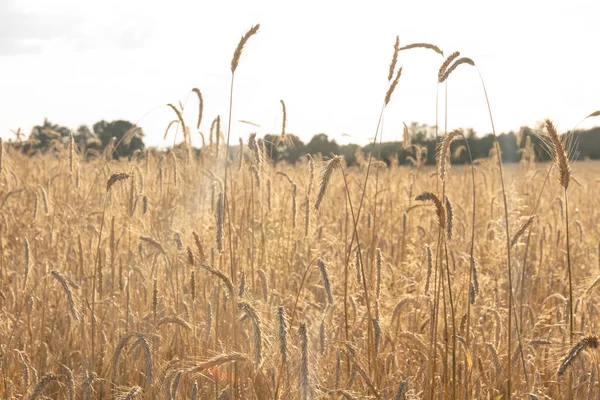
30;118;72;149
23;118;144;158
17;118;600;164
306;133;340;157
263;134;306;164
92;120;145;159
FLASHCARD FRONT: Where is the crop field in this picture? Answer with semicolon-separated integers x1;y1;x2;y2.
1;25;600;400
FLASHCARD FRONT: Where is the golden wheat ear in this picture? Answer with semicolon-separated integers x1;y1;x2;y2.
558;335;599;376
388;35;400;81
438;51;460;81
192;88;203;130
439;57;475;83
280;99;287;137
231;24;260;74
415;191;446;230
586;110;600;118
437;129;462;182
544;119;571;189
315;155;343;211
399;42;443;56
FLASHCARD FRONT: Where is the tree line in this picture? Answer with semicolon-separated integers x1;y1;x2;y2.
264;122;600;165
8;119;600;164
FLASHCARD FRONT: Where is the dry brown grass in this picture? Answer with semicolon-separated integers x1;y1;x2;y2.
1;27;600;400
2;141;599;398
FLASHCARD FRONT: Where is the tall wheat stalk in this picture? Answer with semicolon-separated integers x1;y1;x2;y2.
543;119;574;396
437;61;517;398
223;24;260;398
91;173;129;373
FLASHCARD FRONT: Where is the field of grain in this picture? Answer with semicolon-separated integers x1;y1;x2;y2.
1;26;600;400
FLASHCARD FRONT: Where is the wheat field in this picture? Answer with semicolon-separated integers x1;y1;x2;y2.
1;26;600;400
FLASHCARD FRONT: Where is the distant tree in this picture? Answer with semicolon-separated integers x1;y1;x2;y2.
497;132;518;162
75;125;94;141
306;133;340;157
73;124;95;149
92;120;144;159
263;134;306;164
408;122;437;142
16;118;600;166
29;118;72;151
339;143;360;166
576;127;600;160
465;128;477;140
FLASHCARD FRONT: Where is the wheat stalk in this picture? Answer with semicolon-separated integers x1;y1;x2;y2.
299;322;311;400
278;306;288;366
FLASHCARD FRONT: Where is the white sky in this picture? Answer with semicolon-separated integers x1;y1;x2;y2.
1;0;598;147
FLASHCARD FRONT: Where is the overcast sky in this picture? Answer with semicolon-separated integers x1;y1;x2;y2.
1;0;598;147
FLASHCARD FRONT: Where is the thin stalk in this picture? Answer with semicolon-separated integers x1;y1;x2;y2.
476;67;513;398
441;77;456;400
428;229;444;400
342;105;385;345
565;188;573;343
564;187;574;400
273;257;317;399
224;73;240;399
443;240;457;400
458;135;476;399
340;165;374;375
91;196;108;373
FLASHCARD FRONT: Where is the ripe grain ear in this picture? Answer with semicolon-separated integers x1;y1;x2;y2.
544;119;571;189
231;24;260;73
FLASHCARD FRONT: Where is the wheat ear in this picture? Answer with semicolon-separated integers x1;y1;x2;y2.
399;42;443;55
238;301;263;369
415;192;446;230
388;35;400;81
510;216;536;247
544;119;571;189
299;322;311;400
28;373;57;400
317;258;334;305
192;88;204;130
558;335;599;376
231;24;260;73
439;57;475;83
315;156;343;210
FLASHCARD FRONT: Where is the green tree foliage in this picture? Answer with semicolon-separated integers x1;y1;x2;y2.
263;134;306;164
305;133;340;157
246;122;600;167
577;127;600;159
93;120;144;159
30;118;72;150
19;118;600;165
75;124;94;143
23;119;144;158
